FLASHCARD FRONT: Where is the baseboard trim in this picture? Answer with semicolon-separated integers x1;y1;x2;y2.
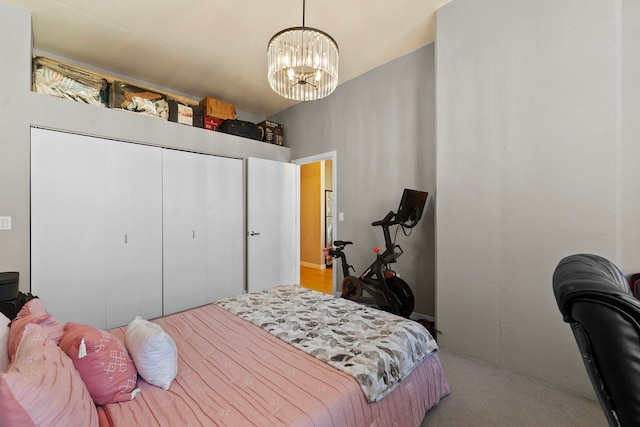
300;261;326;270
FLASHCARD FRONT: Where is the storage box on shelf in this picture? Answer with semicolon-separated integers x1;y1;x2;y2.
109;81;169;120
32;56;108;107
257;120;284;146
168;99;203;127
199;97;236;121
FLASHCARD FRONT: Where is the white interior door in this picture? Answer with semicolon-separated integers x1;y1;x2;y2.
105;141;163;328
31;128;107;327
247;157;298;292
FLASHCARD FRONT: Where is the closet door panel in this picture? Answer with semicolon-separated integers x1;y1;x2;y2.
205;155;243;301
105;142;163;328
163;149;208;315
31;128;107;328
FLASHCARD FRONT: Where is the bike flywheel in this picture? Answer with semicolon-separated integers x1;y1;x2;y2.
341;276;363;301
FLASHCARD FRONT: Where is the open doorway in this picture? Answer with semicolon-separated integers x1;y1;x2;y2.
292;152;337;295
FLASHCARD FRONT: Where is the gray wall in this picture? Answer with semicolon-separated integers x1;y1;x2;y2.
0;3;289;292
272;44;437;316
436;0;640;398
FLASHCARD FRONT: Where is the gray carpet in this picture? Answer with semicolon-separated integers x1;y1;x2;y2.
421;348;607;426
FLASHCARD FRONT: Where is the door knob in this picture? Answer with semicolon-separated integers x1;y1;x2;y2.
249;231;260;236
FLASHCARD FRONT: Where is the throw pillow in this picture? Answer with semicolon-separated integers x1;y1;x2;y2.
0;312;9;371
125;316;178;390
0;323;98;427
59;322;139;405
7;299;64;358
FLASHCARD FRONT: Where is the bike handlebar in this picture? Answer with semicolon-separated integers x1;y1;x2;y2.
371;211;396;227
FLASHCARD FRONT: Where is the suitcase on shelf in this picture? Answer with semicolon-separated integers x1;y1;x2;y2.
218;119;261;140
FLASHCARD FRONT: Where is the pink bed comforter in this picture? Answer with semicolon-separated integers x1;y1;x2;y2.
98;303;449;427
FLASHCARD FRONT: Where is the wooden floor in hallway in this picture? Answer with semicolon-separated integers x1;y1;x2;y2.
299;265;333;295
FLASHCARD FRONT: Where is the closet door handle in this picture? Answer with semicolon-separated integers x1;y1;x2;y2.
124;234;128;243
192;231;196;238
249;231;260;236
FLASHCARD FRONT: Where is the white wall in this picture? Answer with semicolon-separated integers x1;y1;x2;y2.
0;3;289;292
272;44;437;316
620;0;640;270
436;0;640;398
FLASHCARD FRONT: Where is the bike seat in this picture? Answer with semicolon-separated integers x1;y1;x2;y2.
333;240;352;247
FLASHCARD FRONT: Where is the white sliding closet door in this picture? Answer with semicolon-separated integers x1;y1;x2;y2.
32;129;244;325
32;129;164;329
162;149;208;315
205;155;243;302
31;128;107;327
163;150;243;314
105;142;162;328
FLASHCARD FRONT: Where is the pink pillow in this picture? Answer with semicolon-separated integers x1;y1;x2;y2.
7;299;64;358
0;323;98;427
0;312;10;371
16;298;48;317
59;322;139;405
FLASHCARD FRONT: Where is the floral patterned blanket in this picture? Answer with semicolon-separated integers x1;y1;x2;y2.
215;285;439;402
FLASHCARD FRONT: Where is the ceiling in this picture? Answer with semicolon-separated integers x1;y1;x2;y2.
5;0;451;118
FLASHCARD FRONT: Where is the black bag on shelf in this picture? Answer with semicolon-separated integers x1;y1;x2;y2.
218;119;261;140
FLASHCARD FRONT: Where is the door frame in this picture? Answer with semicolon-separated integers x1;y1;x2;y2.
292;151;338;295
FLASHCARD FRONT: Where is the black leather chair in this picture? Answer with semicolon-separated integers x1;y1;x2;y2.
553;253;640;427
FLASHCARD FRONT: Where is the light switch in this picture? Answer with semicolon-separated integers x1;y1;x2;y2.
339;212;344;221
0;216;11;230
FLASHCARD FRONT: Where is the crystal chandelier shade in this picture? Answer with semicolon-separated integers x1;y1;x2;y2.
267;5;339;101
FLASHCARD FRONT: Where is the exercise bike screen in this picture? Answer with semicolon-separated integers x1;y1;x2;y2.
396;189;428;226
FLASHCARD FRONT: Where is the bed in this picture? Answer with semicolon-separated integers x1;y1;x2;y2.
1;285;449;427
100;286;449;426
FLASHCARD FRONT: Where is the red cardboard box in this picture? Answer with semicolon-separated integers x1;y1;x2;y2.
204;116;224;131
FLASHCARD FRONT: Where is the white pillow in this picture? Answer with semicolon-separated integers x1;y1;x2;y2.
124;316;178;390
0;312;11;371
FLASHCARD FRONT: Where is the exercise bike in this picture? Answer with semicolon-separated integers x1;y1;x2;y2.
325;189;428;318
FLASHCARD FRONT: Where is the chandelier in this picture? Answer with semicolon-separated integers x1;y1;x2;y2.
267;0;339;101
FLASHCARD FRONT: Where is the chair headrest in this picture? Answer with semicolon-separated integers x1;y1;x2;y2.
553;253;632;321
